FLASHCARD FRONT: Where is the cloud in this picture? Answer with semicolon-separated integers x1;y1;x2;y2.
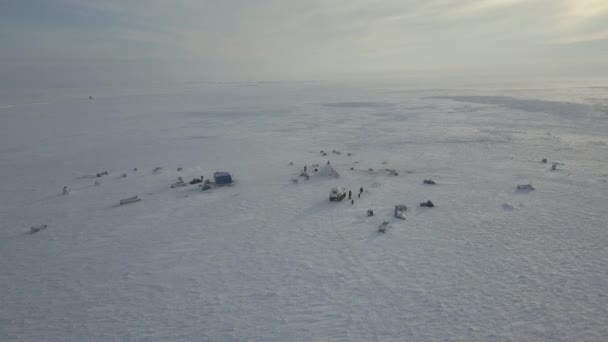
1;0;607;84
553;31;608;44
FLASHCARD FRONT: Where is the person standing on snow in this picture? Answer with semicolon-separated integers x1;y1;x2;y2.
348;190;352;200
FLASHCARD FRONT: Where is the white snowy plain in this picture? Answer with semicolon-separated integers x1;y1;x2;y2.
1;80;607;341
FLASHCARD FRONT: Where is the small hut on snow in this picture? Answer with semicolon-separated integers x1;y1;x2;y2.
318;164;340;178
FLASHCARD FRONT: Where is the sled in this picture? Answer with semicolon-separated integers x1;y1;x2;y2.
170;181;187;188
30;224;48;233
120;196;141;205
378;221;391;233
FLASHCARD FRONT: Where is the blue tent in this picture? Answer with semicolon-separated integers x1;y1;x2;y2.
213;171;233;185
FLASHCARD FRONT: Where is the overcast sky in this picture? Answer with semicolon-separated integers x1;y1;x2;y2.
1;0;607;85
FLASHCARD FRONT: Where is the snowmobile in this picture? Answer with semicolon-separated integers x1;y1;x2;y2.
394;205;407;219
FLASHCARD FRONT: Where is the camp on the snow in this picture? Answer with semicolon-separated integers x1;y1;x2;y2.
213;171;233;185
318;164;339;177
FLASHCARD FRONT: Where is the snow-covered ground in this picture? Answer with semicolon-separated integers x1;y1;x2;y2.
1;80;607;341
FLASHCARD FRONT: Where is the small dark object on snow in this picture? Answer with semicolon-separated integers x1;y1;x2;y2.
423;179;436;185
314;168;318;172
89;96;93;100
289;162;294;165
358;193;360;198
177;167;183;172
304;165;307;172
516;184;535;191
120;196;141;205
360;187;363;193
189;178;202;185
347;153;352;156
153;167;162;174
551;164;557;171
351;199;354;205
133;168;138;171
367;209;374;216
386;168;398;176
350;167;355;170
30;224;48;233
170;177;186;188
541;158;547;163
327;160;330;165
201;184;212;191
420;200;435;208
348;190;352;199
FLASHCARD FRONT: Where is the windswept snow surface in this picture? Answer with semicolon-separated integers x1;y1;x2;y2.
1;81;608;341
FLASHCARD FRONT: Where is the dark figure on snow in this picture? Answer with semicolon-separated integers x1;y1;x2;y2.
351;199;354;205
327;160;330;165
304;166;307;172
358;193;361;198
348;190;352;199
360;187;363;194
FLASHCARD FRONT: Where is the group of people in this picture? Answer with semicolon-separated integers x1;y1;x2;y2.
347;187;364;205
